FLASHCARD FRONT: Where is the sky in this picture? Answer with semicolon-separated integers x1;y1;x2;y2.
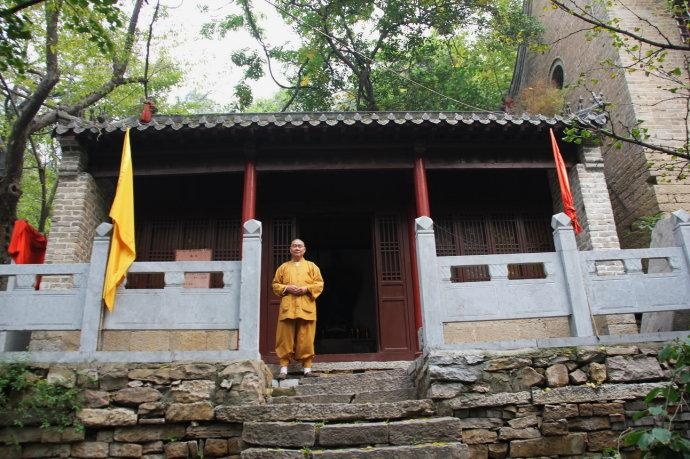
147;0;297;107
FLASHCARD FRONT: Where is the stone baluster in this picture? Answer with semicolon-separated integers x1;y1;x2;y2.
552;213;595;338
415;216;444;349
79;222;113;354
238;219;262;358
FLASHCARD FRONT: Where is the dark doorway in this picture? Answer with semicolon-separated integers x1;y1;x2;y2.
300;214;377;354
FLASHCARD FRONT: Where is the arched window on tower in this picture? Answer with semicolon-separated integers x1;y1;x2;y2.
550;59;565;89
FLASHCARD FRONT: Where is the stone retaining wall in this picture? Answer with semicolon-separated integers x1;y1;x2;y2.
0;361;272;459
412;342;688;458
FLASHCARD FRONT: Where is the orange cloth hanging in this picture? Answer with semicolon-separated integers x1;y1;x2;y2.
550;128;582;234
8;219;47;290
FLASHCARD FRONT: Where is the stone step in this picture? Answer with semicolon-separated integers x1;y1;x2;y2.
269;388;417;405
242;417;463;449
294;375;413;396
296;369;408;386
215;399;435;423
242;442;470;458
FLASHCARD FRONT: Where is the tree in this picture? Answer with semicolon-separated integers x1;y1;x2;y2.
1;0;185;259
547;0;690;163
204;0;541;112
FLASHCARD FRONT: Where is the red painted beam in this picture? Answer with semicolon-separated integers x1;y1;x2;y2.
241;160;257;223
413;156;431;217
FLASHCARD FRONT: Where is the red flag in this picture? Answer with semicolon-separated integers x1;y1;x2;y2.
549;128;582;234
8;219;47;290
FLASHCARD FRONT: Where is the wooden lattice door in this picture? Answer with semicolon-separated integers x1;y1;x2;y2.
373;214;415;357
260;217;297;358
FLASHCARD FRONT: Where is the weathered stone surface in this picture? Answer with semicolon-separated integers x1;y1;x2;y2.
569;369;588;385
589;363;607;384
515;367;545;389
163;442;188;459
498;427;540;440
353;388;417;404
456;418;504;430
170;380;216;403
100;367;129;391
241;448;305;458
294;375;412;396
389;417;462;445
467;444;488;459
109;442;143;458
532;383;665;404
243;422;315;447
139;418;166;425
288;443;471;458
545;364;569;387
318;422;388;446
142;441;164;454
485;357;532;372
587;402;625;416
606;346;638;355
0;446;20;459
113;426;187;443
428;365;481;382
40;427;85;443
186;423;242;439
507;415;539;429
83;390;110;408
0;427;43;444
138;402;165;416
270;393;352;405
165;401;214;421
568;416;610;431
487;442;508;459
462;429;498;444
509;432;586;456
587;431;620;451
445;391;531;409
78;408;137;427
21;443;70;458
576;349;604;363
180;363;217;380
606;356;664;382
216;400;434;422
47;367;76;388
204;438;229;457
96;431;114;442
186;440;198;458
128;368;185;385
541;419;569;436
70;441;109;458
114;387;162;405
543;404;579;420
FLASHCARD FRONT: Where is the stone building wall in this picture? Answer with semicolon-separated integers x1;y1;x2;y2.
519;0;690;248
412;342;688;458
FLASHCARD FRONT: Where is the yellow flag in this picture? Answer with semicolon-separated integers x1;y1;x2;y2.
102;128;136;311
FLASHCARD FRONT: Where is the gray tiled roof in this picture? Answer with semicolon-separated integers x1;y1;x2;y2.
55;110;605;135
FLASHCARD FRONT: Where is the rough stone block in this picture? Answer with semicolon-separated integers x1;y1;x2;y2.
569;369;588;385
462;429;498;444
456;418;504;430
77;408;137;427
446;391;531;409
388;417;462;445
569;416;611;431
587;431;621;452
543;404;579;420
142;441;164;454
488;442;508;459
546;364;569;387
606;356;664;382
83;390;110;408
113;426;187;443
498;427;541;440
589;363;607;384
541;419;569;436
70;441;109;458
20;443;71;458
109;442;143;458
203;438;229;457
114;387;162;405
509;432;586;456
532;383;664;405
428;365;481;382
185;423;242;439
163;442;188;459
170;380;216;403
243;421;315;447
165;402;214;422
507;415;539;429
318;422;388;446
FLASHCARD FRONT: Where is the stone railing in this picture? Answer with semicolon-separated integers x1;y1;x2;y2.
0;220;263;362
415;210;690;350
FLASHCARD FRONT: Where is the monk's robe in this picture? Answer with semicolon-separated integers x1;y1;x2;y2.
272;260;324;367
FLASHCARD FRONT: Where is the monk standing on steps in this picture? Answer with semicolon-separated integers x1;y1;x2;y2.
272;239;324;380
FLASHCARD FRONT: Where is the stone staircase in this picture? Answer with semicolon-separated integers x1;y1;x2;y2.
220;369;470;458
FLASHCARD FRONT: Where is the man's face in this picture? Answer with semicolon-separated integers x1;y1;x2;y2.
290;240;306;258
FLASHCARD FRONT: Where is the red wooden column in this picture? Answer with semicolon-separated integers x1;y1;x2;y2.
241;160;257;223
410;152;430;349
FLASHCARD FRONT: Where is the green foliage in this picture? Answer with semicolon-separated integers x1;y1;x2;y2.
510;80;567;116
630;213;665;235
207;0;542;111
0;363;82;431
623;336;690;457
0;0;124;74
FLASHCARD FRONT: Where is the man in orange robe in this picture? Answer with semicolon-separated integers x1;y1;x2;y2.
272;239;324;379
